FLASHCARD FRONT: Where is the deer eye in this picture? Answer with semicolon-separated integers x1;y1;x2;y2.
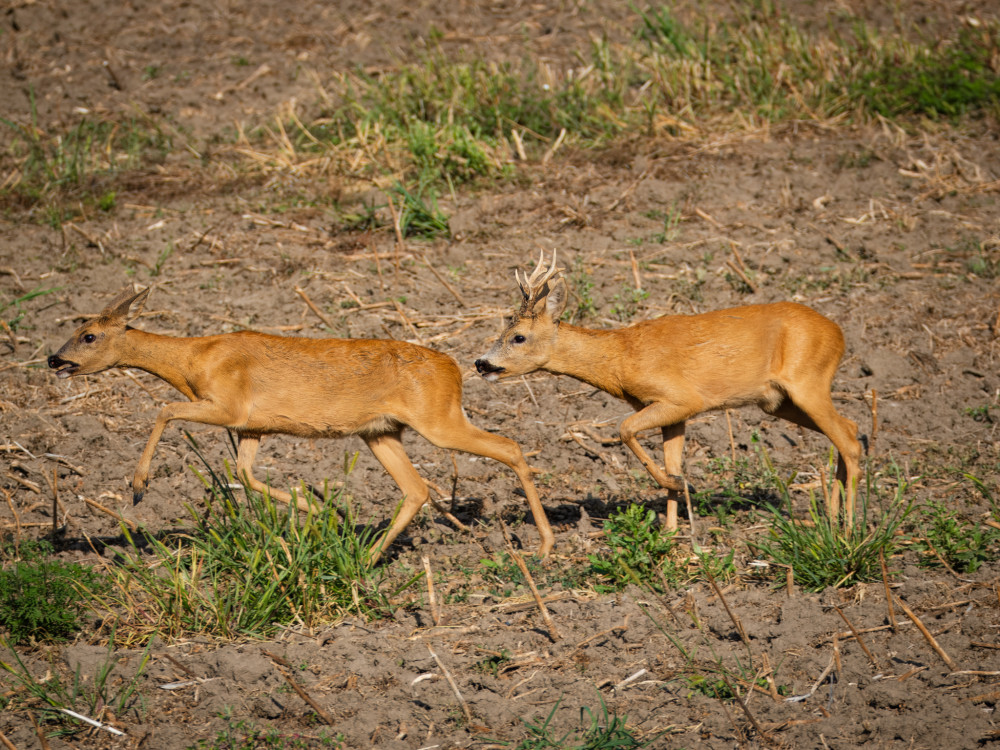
512;334;526;344
82;333;97;344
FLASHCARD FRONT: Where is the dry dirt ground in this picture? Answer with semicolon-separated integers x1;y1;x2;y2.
2;0;1000;748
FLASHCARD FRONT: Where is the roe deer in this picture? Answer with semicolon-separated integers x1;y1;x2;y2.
48;286;555;561
475;252;861;529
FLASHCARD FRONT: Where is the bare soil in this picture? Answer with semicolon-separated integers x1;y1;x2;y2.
2;1;1000;748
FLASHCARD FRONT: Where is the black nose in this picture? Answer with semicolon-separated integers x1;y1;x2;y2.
48;354;63;369
474;359;486;373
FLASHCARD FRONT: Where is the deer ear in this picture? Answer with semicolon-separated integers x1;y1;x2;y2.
100;286;150;324
545;277;568;320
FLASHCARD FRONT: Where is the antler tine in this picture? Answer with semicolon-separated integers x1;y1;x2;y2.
524;250;548;288
539;249;559;286
525;250;562;290
515;268;529;299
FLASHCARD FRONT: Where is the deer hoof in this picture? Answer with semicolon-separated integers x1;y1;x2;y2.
665;474;685;492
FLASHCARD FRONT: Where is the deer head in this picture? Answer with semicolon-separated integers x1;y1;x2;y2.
475;251;567;381
48;286;150;379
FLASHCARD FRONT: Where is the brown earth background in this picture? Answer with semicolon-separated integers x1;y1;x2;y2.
2;0;1000;748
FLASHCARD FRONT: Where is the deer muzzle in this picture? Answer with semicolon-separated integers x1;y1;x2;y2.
474;358;504;381
48;354;80;379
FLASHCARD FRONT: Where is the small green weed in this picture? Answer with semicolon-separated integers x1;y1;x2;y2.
97;190;117;211
507;696;658;749
647;205;682;243
473;649;512;677
0;539;106;645
0;636;150;737
610;284;649;322
965;404;993;424
563;257;597;323
390;180;450;239
1;286;59;332
585;504;730;594
336;199;383;233
681;671;788;702
480;551;540;598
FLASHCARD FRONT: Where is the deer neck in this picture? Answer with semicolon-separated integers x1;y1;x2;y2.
545;323;629;399
121;329;200;399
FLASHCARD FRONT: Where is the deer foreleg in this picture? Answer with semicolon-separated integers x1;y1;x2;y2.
620;403;694;531
133;400;240;504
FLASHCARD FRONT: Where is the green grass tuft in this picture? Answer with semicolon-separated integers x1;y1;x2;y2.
750;467;914;591
92;441;416;641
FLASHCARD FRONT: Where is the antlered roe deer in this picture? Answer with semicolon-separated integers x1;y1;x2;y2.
475;252;861;529
48;286;555;561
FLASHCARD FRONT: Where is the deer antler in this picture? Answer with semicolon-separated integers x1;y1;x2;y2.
515;251;561;313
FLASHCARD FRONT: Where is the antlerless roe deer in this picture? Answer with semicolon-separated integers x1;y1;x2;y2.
49;286;555;561
475;252;861;529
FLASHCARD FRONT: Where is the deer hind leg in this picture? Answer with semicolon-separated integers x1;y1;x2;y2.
364;431;432;564
770;391;861;520
416;414;555;558
660;423;686;530
235;434;315;512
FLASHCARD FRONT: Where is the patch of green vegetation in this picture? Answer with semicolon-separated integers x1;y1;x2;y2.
92;440;417;641
0;636;150;737
850;25;1000;119
638;4;1000;122
588;504;680;592
912;488;1000;574
0;539;107;645
563;257;597;323
681;671;786;702
647;204;682;243
610;284;649;322
587;504;735;593
479;551;541;598
0;286;59;333
188;718;343;749
692;439;783;525
966;404;993;424
473;649;512;677
750;467;914;592
97;190;117;211
912;502;997;573
406;120;501;186
505;697;659;749
390;180;450;239
1;94;171;213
